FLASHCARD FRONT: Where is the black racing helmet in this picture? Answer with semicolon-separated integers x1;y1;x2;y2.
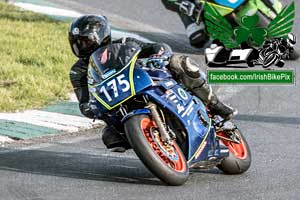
68;15;111;58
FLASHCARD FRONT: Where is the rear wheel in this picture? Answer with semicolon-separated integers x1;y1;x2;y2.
217;129;251;174
124;114;189;185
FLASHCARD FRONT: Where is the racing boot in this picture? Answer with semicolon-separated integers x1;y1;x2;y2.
101;125;131;152
192;83;238;121
169;55;237;120
79;102;95;119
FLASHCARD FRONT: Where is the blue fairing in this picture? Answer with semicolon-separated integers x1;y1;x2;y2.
89;54;228;166
143;81;220;164
133;67;154;94
214;0;245;9
89;65;153;114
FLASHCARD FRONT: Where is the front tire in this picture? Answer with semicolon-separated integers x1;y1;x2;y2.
217;129;251;174
124;114;189;185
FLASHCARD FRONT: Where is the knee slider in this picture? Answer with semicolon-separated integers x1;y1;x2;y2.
182;56;201;78
168;55;185;78
169;55;206;90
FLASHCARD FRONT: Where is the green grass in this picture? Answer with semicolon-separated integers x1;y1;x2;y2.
0;2;76;112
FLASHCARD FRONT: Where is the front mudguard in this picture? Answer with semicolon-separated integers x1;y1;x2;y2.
121;108;151;124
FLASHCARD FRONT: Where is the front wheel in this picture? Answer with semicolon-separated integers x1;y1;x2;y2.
217;129;251;174
124;114;189;185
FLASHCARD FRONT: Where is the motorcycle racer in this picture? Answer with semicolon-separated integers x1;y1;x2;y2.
68;15;237;150
161;0;283;48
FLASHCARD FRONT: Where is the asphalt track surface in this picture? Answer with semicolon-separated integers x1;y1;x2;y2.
1;0;300;199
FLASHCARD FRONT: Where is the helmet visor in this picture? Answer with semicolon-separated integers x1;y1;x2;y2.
71;36;98;58
78;36;95;50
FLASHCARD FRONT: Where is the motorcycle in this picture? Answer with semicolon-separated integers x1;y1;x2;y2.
256;46;285;68
88;43;251;186
255;35;297;68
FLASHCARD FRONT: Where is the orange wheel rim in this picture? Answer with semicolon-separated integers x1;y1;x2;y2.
141;118;186;172
218;131;248;160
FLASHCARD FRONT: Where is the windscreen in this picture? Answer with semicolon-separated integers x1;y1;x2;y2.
89;43;141;79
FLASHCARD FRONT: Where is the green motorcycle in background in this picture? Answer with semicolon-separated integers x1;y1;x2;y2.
193;0;283;25
192;0;298;62
198;0;282;20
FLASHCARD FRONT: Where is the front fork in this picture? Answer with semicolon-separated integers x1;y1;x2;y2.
146;102;174;145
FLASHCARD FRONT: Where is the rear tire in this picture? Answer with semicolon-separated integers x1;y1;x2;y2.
124;114;189;186
217;129;251;174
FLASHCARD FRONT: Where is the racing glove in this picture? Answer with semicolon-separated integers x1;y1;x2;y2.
147;57;167;69
79;102;95;119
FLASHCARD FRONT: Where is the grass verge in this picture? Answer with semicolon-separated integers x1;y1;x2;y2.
0;2;76;112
